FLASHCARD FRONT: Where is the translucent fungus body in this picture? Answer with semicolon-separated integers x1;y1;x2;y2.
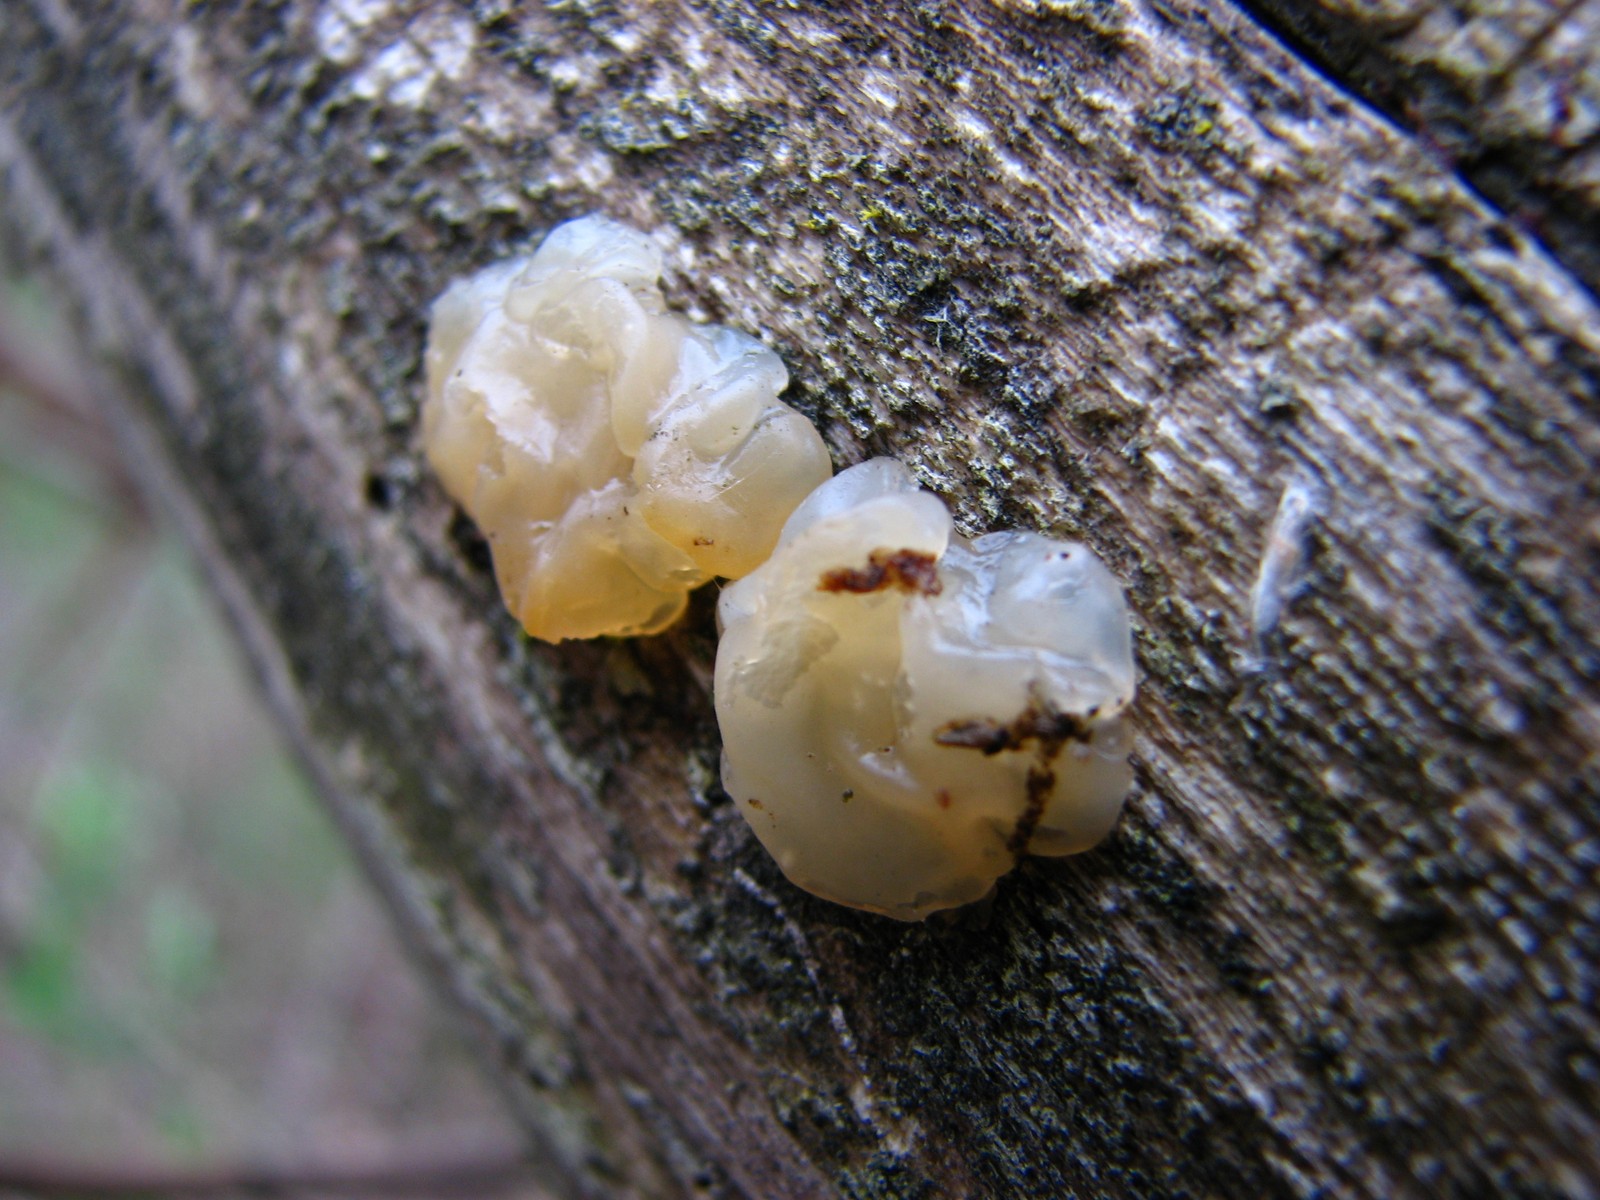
423;215;833;641
714;459;1137;920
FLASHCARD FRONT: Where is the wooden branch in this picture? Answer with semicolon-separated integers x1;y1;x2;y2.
0;300;149;523
0;1145;541;1198
2;0;1597;1196
1242;0;1600;295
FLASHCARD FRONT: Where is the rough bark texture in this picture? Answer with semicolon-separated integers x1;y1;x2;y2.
1244;0;1600;295
3;0;1598;1197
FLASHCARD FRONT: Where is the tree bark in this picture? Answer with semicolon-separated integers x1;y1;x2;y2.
3;0;1598;1197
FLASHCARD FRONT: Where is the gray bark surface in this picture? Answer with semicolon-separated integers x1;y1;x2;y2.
1245;0;1600;295
3;0;1598;1197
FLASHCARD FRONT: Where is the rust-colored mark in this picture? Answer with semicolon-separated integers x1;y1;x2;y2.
1007;763;1054;857
934;720;1017;755
819;548;942;596
936;693;1099;861
693;536;715;546
937;789;953;810
934;701;1091;757
748;798;763;810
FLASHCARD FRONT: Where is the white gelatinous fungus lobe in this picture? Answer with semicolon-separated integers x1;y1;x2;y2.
714;459;1138;920
423;215;834;641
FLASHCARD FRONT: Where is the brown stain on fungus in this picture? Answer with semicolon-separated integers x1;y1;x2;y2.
818;548;943;596
933;700;1093;756
1008;763;1055;858
936;696;1098;860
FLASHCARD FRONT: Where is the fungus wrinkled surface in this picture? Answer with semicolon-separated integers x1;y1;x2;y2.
714;459;1137;920
423;215;833;641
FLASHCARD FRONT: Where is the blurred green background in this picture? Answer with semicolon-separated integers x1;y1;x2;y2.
0;279;539;1189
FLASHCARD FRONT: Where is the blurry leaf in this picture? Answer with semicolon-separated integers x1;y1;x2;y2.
156;1100;207;1155
3;936;77;1029
142;886;218;998
0;441;100;571
30;762;135;907
215;749;339;893
3;933;128;1055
